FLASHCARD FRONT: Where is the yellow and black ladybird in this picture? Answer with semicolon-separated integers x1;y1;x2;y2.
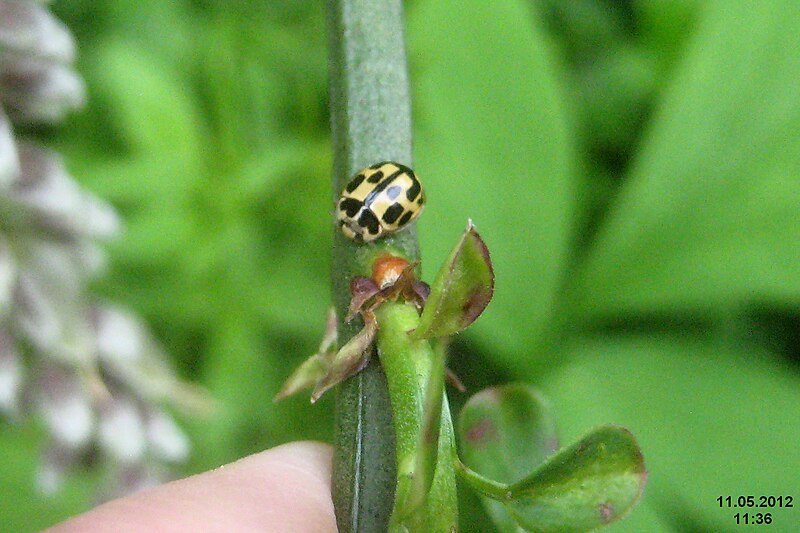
336;161;425;243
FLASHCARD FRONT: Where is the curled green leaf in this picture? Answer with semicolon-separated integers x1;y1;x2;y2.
274;308;338;401
504;425;646;533
457;425;646;533
311;312;377;402
412;221;494;340
457;384;559;532
400;339;448;518
274;352;329;402
374;301;459;532
457;385;646;533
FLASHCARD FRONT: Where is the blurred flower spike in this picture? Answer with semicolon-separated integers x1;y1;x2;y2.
0;1;208;498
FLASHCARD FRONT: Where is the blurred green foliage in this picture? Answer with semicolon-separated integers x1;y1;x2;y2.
4;0;799;531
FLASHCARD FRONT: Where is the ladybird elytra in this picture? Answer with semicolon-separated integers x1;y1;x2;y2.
336;161;425;243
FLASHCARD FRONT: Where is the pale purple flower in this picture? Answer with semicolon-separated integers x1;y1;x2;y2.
0;0;207;500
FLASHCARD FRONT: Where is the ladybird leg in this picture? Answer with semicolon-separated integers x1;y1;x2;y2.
340;222;360;241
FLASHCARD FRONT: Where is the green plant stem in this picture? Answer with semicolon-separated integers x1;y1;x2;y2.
375;301;458;532
326;1;421;532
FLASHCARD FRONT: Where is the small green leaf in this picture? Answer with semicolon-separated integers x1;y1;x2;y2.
459;384;559;481
311;314;377;402
273;353;329;402
458;387;645;533
506;425;646;533
274;308;338;401
458;384;559;533
412;222;494;340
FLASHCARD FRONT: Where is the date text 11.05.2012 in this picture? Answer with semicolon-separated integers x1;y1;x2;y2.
717;495;793;508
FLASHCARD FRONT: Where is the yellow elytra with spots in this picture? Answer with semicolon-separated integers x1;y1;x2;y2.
337;161;425;243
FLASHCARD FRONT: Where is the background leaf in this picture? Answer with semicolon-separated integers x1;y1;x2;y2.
541;335;800;533
570;0;800;319
408;0;578;371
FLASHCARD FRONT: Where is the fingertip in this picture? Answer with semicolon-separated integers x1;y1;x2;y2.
48;441;336;533
246;440;333;488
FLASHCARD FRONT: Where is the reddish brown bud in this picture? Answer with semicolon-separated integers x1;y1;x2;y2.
371;254;411;289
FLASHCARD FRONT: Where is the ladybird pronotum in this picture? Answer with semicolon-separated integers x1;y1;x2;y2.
336;161;425;243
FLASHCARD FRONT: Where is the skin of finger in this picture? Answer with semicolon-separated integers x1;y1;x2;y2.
46;441;337;533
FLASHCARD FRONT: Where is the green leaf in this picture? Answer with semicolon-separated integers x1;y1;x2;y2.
87;38;202;163
572;0;800;318
459;384;559;483
456;426;646;533
541;335;800;532
274;308;337;401
504;426;646;533
457;386;645;533
412;222;494;340
458;384;559;533
408;0;577;369
311;314;377;402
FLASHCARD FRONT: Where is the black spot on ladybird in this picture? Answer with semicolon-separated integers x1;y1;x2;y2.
382;203;404;224
340;197;363;217
345;173;366;193
358;209;381;234
398;211;413;226
405;179;421;202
